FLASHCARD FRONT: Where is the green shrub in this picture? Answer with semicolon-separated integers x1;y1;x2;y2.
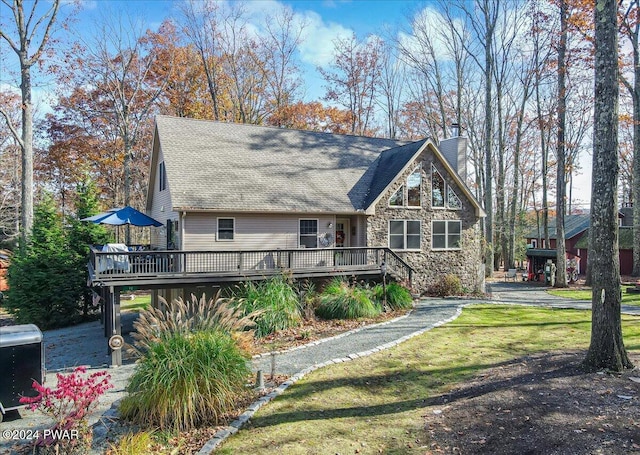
372;282;414;310
233;275;302;337
429;274;464;297
316;278;380;319
119;330;250;431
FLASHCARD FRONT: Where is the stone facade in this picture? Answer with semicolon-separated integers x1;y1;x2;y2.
366;150;484;294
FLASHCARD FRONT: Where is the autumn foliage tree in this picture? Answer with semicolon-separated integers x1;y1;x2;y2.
319;33;384;136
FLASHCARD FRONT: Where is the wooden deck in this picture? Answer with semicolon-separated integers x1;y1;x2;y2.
89;246;414;367
88;246;413;288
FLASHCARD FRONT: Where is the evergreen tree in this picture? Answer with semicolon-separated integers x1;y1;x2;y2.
68;178;110;317
5;193;84;328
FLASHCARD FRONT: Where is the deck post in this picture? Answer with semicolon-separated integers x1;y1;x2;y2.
108;286;122;367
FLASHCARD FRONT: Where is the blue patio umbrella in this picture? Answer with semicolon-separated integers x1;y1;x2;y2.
81;206;163;227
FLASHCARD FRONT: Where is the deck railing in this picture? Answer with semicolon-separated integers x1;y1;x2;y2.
89;246;413;286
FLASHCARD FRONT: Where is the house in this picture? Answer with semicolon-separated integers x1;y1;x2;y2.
523;214;589;279
574;226;634;276
524;212;635;278
145;115;486;293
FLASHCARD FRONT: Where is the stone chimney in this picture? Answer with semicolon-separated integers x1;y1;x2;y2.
438;123;467;181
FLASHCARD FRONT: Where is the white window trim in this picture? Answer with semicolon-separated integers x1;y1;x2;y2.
216;217;235;242
431;220;462;251
388;219;422;252
299;218;319;248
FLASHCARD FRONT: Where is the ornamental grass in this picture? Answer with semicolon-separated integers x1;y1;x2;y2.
233;275;302;337
119;330;250;432
315;278;380;320
372;282;414;310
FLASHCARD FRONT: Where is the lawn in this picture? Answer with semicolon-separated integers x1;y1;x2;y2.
547;288;640;306
218;305;640;454
120;293;151;312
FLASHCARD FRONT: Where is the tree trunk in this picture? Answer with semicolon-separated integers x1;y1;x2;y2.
555;0;568;288
483;1;494;277
20;64;34;239
628;2;640;276
584;0;633;372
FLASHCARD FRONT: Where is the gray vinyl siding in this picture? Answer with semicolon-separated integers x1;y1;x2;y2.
148;145;179;249
183;213;337;251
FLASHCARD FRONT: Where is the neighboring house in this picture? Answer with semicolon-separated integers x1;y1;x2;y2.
524;212;634;277
524;214;590;253
574;226;634;276
146;115;486;293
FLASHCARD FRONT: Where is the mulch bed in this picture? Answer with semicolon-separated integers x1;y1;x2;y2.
423;351;640;454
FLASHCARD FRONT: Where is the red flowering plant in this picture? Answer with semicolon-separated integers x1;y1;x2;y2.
19;366;113;453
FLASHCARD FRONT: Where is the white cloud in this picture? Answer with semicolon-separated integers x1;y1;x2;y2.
398;6;462;64
297;10;353;67
236;1;354;67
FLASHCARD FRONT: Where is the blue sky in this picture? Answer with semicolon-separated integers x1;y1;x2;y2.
65;0;424;100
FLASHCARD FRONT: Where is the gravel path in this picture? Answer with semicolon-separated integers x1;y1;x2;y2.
252;299;463;376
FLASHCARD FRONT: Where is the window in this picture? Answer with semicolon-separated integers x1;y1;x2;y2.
432;220;461;250
432;165;445;208
407;170;421;207
389;167;422;208
166;219;179;249
389;220;421;250
299;219;318;248
389;185;405;207
432;164;462;210
447;186;462;209
217;218;235;241
159;161;167;191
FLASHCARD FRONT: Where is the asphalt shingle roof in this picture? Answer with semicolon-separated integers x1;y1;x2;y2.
155;116;412;213
525;214;590;241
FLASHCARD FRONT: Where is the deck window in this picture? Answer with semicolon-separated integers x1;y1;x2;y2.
432;220;461;250
159;161;167;191
389;220;421;251
217;218;235;241
299;219;318;248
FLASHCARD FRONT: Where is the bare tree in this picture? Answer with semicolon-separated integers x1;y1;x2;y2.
378;40;405;139
584;0;633;372
180;0;226;120
452;0;501;276
69;13;171;242
0;0;60;240
260;6;306;126
555;0;568;287
319;33;384;136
